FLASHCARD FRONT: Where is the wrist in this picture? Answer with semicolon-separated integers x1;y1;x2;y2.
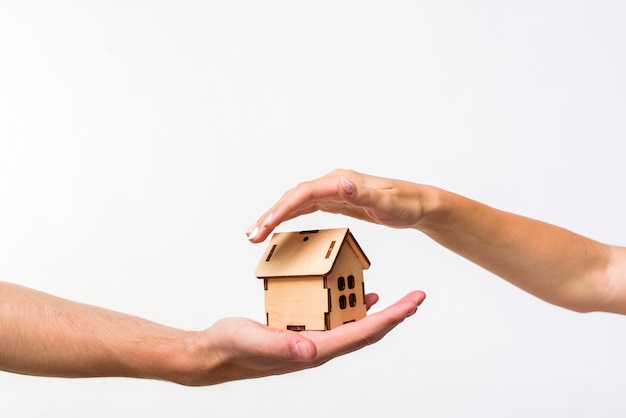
159;330;216;386
114;327;213;386
413;184;448;232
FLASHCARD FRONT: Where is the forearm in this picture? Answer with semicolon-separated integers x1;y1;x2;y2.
416;187;624;313
0;281;205;384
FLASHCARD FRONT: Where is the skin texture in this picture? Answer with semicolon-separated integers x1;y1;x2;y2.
247;168;626;315
0;281;425;385
10;165;623;384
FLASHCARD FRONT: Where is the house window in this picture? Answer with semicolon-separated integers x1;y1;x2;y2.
349;293;357;307
337;276;346;291
347;275;355;289
339;295;347;309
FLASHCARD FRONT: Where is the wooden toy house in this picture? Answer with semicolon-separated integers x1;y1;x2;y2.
255;228;370;331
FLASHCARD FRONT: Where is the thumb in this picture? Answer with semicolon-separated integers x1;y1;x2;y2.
339;177;378;212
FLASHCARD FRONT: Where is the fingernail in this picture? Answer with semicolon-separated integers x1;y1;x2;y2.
262;212;274;227
247;226;259;240
340;178;355;194
294;341;314;360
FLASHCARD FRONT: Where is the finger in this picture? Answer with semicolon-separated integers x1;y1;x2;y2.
357;290;426;333
277;173;386;225
247;203;320;243
364;292;379;310
304;290;426;359
246;174;347;243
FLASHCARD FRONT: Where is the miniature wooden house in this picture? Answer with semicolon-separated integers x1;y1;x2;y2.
255;228;370;331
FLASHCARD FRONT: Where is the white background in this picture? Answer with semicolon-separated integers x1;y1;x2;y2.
1;1;625;417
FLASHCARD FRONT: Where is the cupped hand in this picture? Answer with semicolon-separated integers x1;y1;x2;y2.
188;290;425;386
246;168;429;243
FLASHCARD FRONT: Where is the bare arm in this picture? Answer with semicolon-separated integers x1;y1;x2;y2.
0;281;199;382
247;168;626;314
418;187;626;313
0;280;425;384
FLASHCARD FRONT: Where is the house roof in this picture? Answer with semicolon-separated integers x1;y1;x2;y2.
255;227;370;278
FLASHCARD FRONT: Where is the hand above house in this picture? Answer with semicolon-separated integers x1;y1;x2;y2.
0;281;425;385
247;168;626;315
